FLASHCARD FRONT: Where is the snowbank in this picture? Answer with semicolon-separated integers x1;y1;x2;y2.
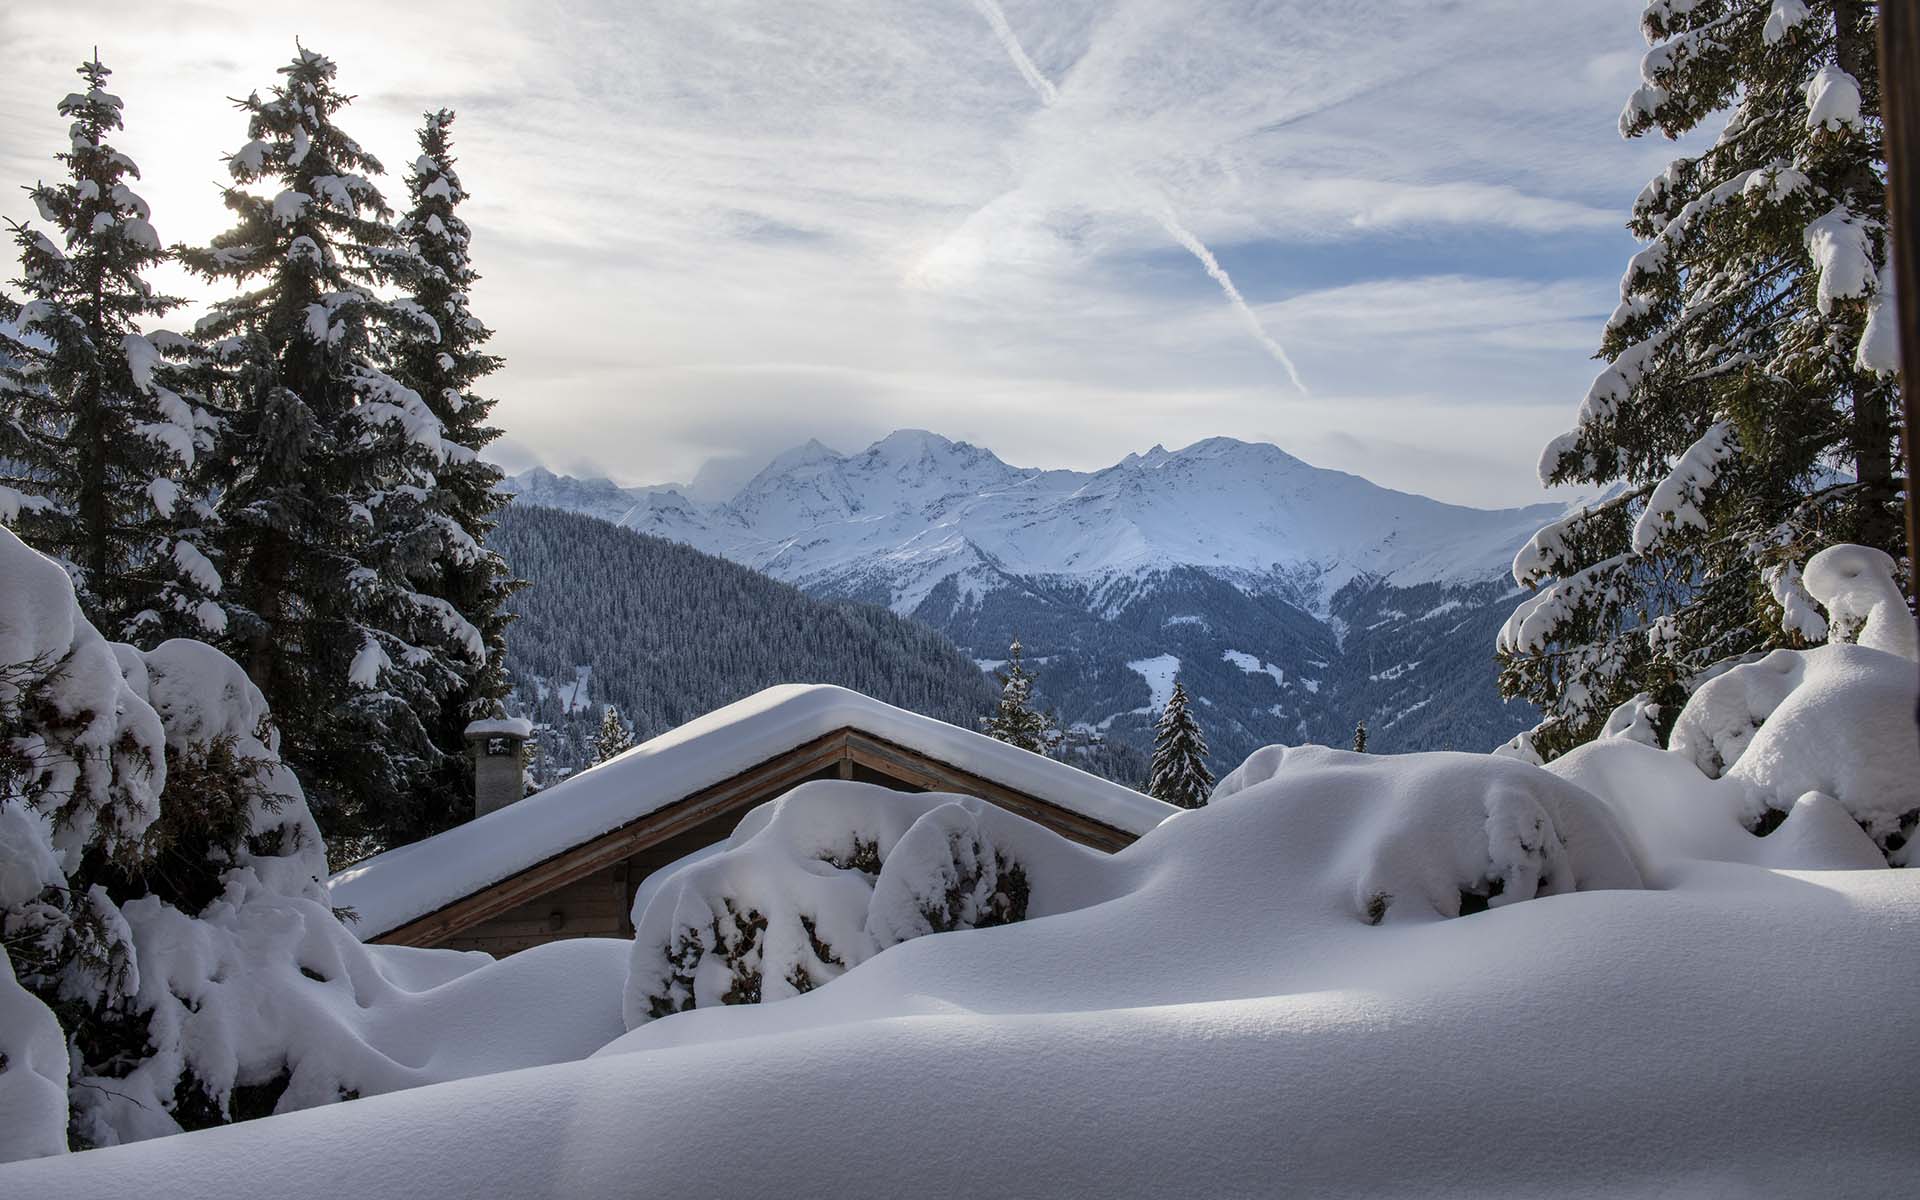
13;735;1915;1197
330;685;1175;938
76;876;629;1145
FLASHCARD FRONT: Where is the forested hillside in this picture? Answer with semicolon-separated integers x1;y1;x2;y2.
490;504;1144;783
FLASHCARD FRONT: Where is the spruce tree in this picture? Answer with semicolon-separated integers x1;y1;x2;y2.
1148;681;1213;809
178;45;468;845
593;704;635;765
380;109;517;841
1498;0;1901;758
0;56;221;641
980;635;1055;754
1352;719;1368;753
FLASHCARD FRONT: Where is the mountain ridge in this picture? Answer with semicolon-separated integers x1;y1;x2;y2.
508;431;1562;613
501;430;1561;770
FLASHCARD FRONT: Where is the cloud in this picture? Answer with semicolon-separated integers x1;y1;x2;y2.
0;0;1667;507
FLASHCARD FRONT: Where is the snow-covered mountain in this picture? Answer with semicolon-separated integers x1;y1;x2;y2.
503;431;1564;769
495;466;664;525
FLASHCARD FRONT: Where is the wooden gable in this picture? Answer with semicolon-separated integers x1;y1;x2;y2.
375;728;1143;956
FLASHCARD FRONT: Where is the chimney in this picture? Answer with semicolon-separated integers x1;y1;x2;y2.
464;717;533;817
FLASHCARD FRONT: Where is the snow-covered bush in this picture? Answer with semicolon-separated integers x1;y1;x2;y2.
1559;543;1920;866
1214;745;1644;921
2;526;629;1151
625;780;1110;1028
1538;546;1916;871
0;525;330;1147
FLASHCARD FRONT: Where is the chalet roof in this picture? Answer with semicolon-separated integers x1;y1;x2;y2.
327;685;1177;940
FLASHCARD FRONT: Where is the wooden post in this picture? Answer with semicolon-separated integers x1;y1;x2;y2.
1882;4;1920;607
1879;3;1920;736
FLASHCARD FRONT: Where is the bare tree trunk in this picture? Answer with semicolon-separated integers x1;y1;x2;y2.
1838;0;1899;550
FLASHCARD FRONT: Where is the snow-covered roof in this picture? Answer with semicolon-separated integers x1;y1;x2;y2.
329;685;1176;939
463;716;533;739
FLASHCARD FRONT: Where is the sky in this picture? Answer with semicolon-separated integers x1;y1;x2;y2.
0;0;1688;508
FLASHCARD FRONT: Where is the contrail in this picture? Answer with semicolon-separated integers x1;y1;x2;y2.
965;0;1308;394
969;0;1058;106
1151;206;1309;394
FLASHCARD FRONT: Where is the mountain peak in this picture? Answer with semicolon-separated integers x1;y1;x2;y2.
1173;436;1303;466
765;438;844;471
866;428;955;456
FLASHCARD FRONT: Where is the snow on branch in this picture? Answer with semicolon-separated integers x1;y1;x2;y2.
1803;206;1877;314
1805;64;1863;133
1631;421;1735;554
1498;553;1633;656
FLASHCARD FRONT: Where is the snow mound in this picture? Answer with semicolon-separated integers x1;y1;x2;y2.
1214;745;1643;921
0;945;68;1164
1714;645;1916;861
1803;543;1915;659
79;874;629;1146
1549;640;1916;870
625;781;1112;1027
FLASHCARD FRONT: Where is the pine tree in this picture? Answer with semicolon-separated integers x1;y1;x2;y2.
380;108;518;842
1352;719;1368;753
0;56;222;641
980;635;1055;754
593;704;635;765
1148;681;1213;809
1497;1;1901;758
178;45;469;844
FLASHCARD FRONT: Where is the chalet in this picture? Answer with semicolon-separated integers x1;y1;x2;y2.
327;685;1177;956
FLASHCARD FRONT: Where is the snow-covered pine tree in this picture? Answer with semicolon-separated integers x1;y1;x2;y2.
980;635;1055;754
0;56;222;642
382;109;517;842
1148;681;1213;808
1352;719;1368;753
593;704;635;765
178;46;461;846
1497;0;1902;759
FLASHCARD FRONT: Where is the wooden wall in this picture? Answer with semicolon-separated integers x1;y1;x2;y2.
439;764;855;957
439;864;631;956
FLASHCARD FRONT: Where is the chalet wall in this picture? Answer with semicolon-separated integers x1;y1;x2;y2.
440;865;630;956
441;767;852;957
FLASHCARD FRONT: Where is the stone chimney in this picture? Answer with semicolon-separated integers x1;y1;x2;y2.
464;717;533;818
